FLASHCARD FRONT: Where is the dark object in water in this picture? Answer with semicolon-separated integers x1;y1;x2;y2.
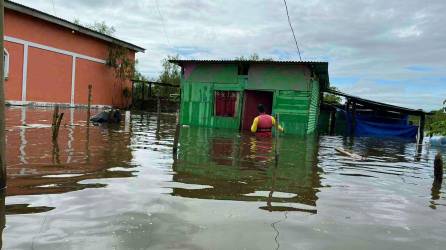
90;110;122;123
335;147;364;160
434;153;443;183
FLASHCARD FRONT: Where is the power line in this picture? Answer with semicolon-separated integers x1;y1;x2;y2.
282;0;302;61
154;0;172;49
51;0;56;15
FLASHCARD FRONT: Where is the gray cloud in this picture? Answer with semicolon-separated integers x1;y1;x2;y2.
12;0;446;110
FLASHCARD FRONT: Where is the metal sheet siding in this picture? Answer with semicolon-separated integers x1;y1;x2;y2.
184;64;238;84
179;63;322;135
247;64;310;91
306;80;320;134
180;80;242;129
273;90;310;136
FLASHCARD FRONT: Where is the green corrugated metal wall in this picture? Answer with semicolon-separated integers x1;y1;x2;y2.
273;90;310;135
306;79;320;134
180;63;322;135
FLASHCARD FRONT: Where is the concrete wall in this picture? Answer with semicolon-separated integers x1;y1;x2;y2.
4;9;135;108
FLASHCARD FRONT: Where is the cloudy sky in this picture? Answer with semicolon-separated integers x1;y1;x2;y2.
12;0;446;110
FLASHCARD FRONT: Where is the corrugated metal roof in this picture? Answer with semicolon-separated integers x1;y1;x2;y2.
5;0;145;52
325;89;429;115
169;59;327;65
170;59;330;89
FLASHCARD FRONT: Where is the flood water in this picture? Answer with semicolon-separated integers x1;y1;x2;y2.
2;107;446;250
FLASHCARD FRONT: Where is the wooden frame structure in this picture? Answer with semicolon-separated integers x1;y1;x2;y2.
131;79;180;110
324;89;430;145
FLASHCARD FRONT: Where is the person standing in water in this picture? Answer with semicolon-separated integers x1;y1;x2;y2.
251;104;284;137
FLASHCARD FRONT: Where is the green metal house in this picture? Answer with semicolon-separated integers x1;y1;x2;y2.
170;60;329;135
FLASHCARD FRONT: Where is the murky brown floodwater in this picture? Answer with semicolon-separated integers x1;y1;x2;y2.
2;107;446;249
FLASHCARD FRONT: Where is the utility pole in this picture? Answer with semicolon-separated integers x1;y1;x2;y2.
0;0;6;189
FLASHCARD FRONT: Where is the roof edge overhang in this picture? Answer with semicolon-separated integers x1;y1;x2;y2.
325;89;430;116
5;0;145;53
169;59;330;90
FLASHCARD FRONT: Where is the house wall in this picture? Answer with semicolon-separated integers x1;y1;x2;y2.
179;63;322;135
307;79;320;134
247;64;311;91
4;41;23;100
3;9;135;108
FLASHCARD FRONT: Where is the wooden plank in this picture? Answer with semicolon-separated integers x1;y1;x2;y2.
417;113;426;145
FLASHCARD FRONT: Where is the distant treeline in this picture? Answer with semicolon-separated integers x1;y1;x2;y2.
133;55;181;101
426;109;446;136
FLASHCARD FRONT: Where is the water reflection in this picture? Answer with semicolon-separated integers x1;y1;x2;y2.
431;180;442;209
172;127;322;213
2;108;446;249
5;107;136;213
0;190;5;249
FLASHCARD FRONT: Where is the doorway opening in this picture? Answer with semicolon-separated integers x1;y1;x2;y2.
241;90;273;131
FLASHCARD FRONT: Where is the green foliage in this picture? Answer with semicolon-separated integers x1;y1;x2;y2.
72;19;115;37
122;87;131;98
80;20;132;107
73;18;81;25
133;62;148;82
427;109;446;136
428;121;446;136
235;53;274;61
159;55;180;86
86;21;116;36
323;86;342;104
106;44;135;81
156;55;181;99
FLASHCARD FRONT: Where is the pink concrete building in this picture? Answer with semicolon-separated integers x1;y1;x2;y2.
3;0;145;108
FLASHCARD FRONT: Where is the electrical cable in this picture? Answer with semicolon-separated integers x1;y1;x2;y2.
282;0;302;61
154;0;172;49
51;0;56;15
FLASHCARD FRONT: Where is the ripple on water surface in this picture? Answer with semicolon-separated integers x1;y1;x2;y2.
2;107;446;250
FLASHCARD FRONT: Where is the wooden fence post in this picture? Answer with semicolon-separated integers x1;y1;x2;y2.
157;93;161;114
173;110;180;155
434;153;443;184
52;105;64;141
329;110;337;135
275;113;280;165
140;83;145;110
351;102;356;136
417;113;426;145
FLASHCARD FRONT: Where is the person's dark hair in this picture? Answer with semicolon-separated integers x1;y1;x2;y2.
257;104;265;113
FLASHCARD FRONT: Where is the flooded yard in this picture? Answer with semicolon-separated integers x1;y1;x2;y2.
2;107;446;249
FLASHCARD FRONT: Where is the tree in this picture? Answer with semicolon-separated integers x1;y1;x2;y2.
159;55;181;86
235;53;273;61
443;99;446;113
86;21;116;36
426;108;446;136
73;18;81;26
72;18;116;36
78;20;131;107
156;55;181;99
323;86;342;105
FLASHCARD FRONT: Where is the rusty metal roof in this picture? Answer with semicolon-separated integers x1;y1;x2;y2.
325;88;429;115
169;59;330;89
169;59;327;65
5;0;145;52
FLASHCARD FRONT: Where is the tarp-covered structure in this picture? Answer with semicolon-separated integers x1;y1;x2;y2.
341;110;418;138
323;89;429;143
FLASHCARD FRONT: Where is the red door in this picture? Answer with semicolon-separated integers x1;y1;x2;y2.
242;90;273;131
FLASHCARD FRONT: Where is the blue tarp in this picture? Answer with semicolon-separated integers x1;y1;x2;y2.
340;109;418;139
